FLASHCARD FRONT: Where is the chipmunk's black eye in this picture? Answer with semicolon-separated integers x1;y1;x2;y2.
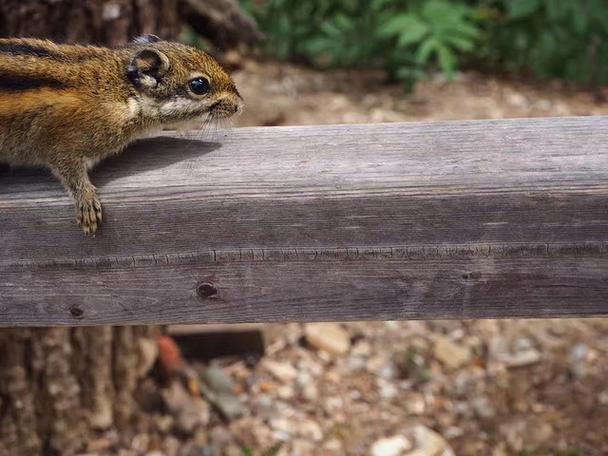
189;77;211;95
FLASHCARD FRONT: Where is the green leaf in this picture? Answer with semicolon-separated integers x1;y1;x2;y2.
396;22;430;47
422;0;456;21
444;34;475;52
437;43;457;77
378;14;423;37
507;0;541;20
416;37;438;63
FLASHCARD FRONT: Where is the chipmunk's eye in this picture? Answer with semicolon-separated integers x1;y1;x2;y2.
189;77;211;95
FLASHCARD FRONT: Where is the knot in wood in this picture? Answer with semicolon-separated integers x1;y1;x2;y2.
69;304;84;318
196;282;218;299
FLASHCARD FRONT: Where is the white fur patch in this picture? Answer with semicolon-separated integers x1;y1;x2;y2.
127;98;141;118
163;117;209;132
158;98;202;117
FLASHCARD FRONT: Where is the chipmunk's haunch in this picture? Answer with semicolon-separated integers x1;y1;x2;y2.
0;35;243;234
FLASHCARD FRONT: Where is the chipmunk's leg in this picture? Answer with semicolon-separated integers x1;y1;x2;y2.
49;157;103;234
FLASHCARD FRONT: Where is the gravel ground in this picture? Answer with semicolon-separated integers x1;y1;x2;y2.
87;61;608;456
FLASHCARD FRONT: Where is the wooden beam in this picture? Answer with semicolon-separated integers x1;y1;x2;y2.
1;117;608;326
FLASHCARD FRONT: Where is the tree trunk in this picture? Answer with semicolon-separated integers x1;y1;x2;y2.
0;0;182;45
0;327;158;455
0;0;261;48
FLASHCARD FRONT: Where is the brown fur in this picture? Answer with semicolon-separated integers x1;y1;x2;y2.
0;36;243;234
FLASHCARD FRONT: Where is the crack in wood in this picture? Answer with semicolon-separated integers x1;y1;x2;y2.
2;242;606;271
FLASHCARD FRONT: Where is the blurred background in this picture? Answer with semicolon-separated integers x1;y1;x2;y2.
1;1;608;455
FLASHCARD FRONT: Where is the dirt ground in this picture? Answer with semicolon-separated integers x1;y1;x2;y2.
96;62;608;456
233;60;608;127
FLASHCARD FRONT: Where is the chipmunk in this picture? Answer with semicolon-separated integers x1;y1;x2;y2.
0;35;243;234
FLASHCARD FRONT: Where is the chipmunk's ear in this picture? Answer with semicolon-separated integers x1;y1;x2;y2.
127;48;170;89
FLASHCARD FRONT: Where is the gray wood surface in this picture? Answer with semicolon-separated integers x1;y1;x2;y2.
1;116;608;326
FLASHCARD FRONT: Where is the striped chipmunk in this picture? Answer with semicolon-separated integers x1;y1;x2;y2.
0;35;243;234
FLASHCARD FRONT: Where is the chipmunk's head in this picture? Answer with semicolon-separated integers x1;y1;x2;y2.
127;35;243;128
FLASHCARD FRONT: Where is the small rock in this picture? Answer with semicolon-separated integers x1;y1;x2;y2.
472;396;496;419
490;337;541;367
162;381;210;434
366;355;387;373
162;436;181;456
156;415;174;434
384;321;401;331
270;418;292;441
443;427;464;439
256;393;274;412
209;425;233;448
223;444;243;456
132;433;151;452
301;383;318;402
404;394;426;415
507;349;541;367
434;336;471;369
324;438;343;451
377;378;398;400
325;396;344;413
407;425;454;456
352;340;372;357
513;337;534;351
299;419;323;441
346;356;366;372
499;420;526;452
569;343;590;378
297;357;323;376
291;439;316;456
200;367;244;421
263;360;298;383
179;443;214;456
371;435;412;456
378;363;397;380
203;367;235;393
277;385;295;400
193;429;209;447
304;323;350;355
211;393;244;421
231;418;274;448
87;436;115;452
296;371;312;388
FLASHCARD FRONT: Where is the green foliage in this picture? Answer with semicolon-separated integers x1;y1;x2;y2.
241;0;608;89
479;0;608;86
242;0;481;90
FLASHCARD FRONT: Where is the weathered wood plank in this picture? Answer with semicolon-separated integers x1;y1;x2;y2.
1;117;608;325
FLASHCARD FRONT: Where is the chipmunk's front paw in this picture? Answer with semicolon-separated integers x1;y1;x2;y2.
76;193;103;235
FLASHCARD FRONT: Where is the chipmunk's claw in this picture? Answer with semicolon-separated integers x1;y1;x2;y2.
76;193;103;235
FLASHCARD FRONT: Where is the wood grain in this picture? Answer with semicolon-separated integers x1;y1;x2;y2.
1;117;608;325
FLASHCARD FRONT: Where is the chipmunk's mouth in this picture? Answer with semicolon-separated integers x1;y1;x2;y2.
162;101;242;132
207;98;243;119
